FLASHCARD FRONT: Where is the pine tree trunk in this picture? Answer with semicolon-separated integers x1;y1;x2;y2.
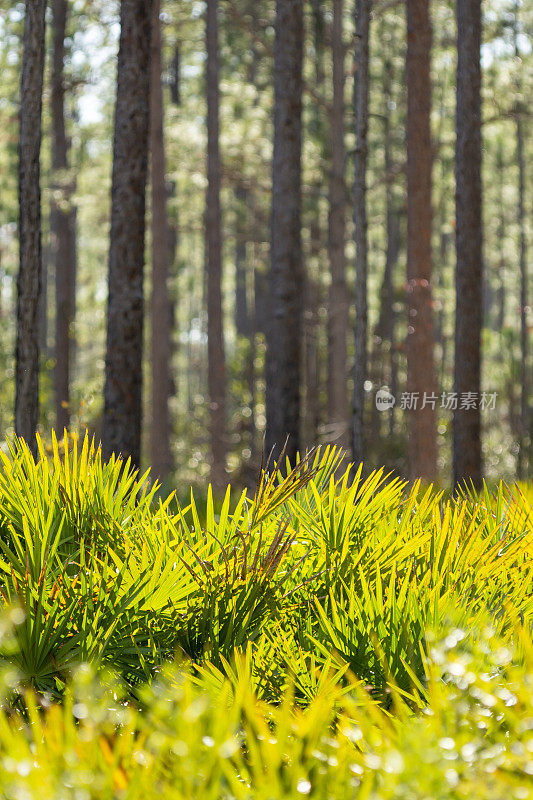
351;0;371;468
302;3;325;453
453;0;483;488
234;185;250;338
514;13;529;478
102;0;153;467
149;0;173;482
38;243;48;355
234;184;256;464
265;0;304;464
51;0;77;436
205;0;227;489
327;0;349;453
516;111;529;477
170;43;180;106
495;142;506;334
381;34;400;439
406;0;437;483
303;270;320;452
15;0;47;457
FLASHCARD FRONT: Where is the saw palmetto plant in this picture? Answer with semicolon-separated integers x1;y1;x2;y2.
0;431;531;701
0;433;530;796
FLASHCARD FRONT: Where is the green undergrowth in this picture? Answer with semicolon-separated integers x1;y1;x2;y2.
0;431;531;797
0;613;532;799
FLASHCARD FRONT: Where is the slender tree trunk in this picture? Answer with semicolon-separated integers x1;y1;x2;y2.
205;0;227;489
254;265;269;336
16;0;47;457
369;37;397;453
327;0;349;452
234;185;250;338
265;0;304;464
51;0;77;435
38;243;48;355
102;0;153;467
381;35;400;439
149;0;173;482
495;142;506;334
234;184;256;463
186;284;195;415
303;271;320;451
406;0;437;483
516;111;529;477
166;179;178;403
376;210;400;435
434;72;449;387
170;43;180;106
351;0;371;468
385;219;400;437
453;0;483;488
303;0;324;451
514;14;529;478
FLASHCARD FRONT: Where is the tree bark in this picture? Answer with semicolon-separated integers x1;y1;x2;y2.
381;32;400;439
170;43;180;106
149;0;173;482
351;0;371;468
453;0;483;488
15;0;47;457
265;0;304;464
234;184;256;463
38;243;49;355
234;185;251;338
205;0;227;489
303;1;324;452
327;0;349;453
303;271;320;452
406;0;437;483
495;141;506;334
51;0;77;436
102;0;153;468
513;11;529;478
516;108;529;478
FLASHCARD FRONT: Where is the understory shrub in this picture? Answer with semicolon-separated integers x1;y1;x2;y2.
0;432;530;797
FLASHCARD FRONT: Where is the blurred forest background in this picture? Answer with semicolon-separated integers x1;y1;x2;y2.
0;0;531;492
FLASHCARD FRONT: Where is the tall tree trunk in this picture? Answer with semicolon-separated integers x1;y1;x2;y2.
516;109;529;478
166;179;178;403
303;0;324;452
16;0;47;457
38;243;49;355
453;0;483;488
406;0;437;483
102;0;153;467
369;32;398;455
265;0;304;464
170;43;180;106
495;141;506;334
254;265;269;336
205;0;227;489
381;33;400;440
234;185;250;338
149;0;173;482
327;0;349;452
351;0;370;468
303;271;320;451
51;0;77;436
514;12;529;479
234;184;256;466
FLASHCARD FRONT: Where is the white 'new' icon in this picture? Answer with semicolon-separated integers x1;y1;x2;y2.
375;389;395;411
